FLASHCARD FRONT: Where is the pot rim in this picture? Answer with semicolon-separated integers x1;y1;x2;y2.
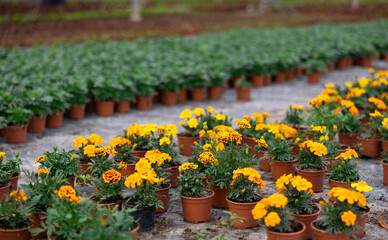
266;220;306;235
155;182;172;192
177;132;200;138
0;224;33;232
382;160;388;166
226;196;260;206
291;204;321;217
180;189;215;200
356;136;381;141
297;168;326;173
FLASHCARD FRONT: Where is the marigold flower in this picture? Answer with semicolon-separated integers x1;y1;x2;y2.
215;114;226;121
234;119;251;129
368;97;387;111
351;181;373;193
119;161;127;170
83;145;96;157
144;150;171;166
180;109;192;120
252;202;268;220
187;118;199;128
109;137;131;148
264;212;281;227
193;108;205;116
35;155;46;164
159;137;171;146
198;151;218;165
36;168;49;174
73;136;88;147
231;168;265;189
0;152;5;159
275;174;294;192
179;163;198;171
135;158;152;174
10;190;27;202
202;144;212;151
207;106;215;113
103;169;121;183
291;176;313;192
88;134;103;145
216;142;225;151
56;185;82;203
369;109;384;118
335;148;358;160
341;211;357;226
382;118;388;129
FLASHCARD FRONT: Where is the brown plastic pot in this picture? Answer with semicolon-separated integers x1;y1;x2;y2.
357;137;381;158
4;125;28;144
308;72;321;84
177;133;199;156
129;223;140;240
226;198;259;229
29;212;47;239
236;87;251;101
66;176;75;188
91;196;123;211
115;100;130;113
207;181;230;208
286;69;294;81
358;57;372;67
0;184;10;201
383;161;388;186
350;206;369;239
266;220;305;240
178;89;188;103
161;91;178;106
338;132;360;149
155;183;171;213
166;166;179;188
264;74;272;85
311;220;349;240
190;88;206;101
96;101;115;117
275;71;287;83
250;75;264;87
271;159;298;181
373;54;380;60
292;206;320;240
136;96;152;111
382;140;388;154
10;173;19;192
180;190;214;223
46;112;64;128
132;150;147;158
243;135;257;155
336;58;348;69
117;162;136;177
294;67;304;77
297;169;325;193
68;105;85;120
384;53;388;61
0;226;32;240
208;86;223;100
85;98;96;112
259;157;272;172
27;116;46;133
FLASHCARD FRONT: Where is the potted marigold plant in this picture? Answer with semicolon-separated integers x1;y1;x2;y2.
296;140;327;192
337;104;362;149
0;165;11;201
312;187;367;239
226;167;266;229
382;153;388;186
25;88;52;133
236;77;252;101
282;104;305;129
91;169;124;210
3;105;32;144
0;190;32;240
0;151;22;195
252;193;305;240
178;163;214;223
276;174;319;240
109;136;138;176
357;110;383;158
379;117;388;153
124;123;157;157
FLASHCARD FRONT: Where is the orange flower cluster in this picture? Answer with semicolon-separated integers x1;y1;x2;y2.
102;169;122;184
109;137;132;148
179;163;198;172
83;145;116;158
335;148;358;160
368;97;387;111
215;130;242;144
231;167;266;189
55;186;82;203
73;134;103;147
299;140;328;156
144;150;172;166
157;124;178;137
10;190;27;202
126;123;157;138
234;119;251;129
328;187;367;207
276;174;313;193
308;94;332;106
198;151;218;165
340;99;359;116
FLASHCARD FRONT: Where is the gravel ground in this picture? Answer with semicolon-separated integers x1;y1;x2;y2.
1;61;388;239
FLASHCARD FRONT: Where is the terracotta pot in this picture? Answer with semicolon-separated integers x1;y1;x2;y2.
308;72;321;84
295;67;304;77
155;183;171;213
77;163;93;184
325;158;337;171
243;135;257;155
153;93;160;104
297;169;325;193
236;87;251;101
27;116;46;133
29;212;47;239
226;198;259;229
373;54;380;60
178;89;187;103
350;206;369;239
231;76;241;88
129;223;140;240
136;96;153;111
338;132;360;149
311;220;349;240
326;63;335;72
96;101;115;117
10;173;19;192
0;184;10;201
117;162;136;177
264;74;272;85
68;105;85;120
336;58;348;69
190;88;206;101
4;125;28;144
91;196;123;211
357;137;381;158
166;166;179;188
115;100;130;113
266;220;305;240
180;190;214;223
259;157;271;172
161;91;178;106
292;207;320;240
382;161;388;186
250;75;264;88
347;58;354;67
208;86;223;100
337;144;350;154
358;57;372;67
66;176;75;188
85;98;96;112
207;180;230;208
383;53;388;61
46;112;64;128
0;226;32;240
286;69;294;81
177;133;199;156
132;150;147;158
382;140;388;154
271;159;298;181
275;71;287;83
292;145;300;155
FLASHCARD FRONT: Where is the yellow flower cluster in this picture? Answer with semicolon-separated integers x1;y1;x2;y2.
328;187;367;207
109;137;131;148
36;168;49;174
231;168;266;189
35;155;47;164
251;112;271;123
159;137;171;146
214;113;226;121
198;151;218;165
119;161;127;170
335;148;358;160
369;97;387;110
341;211;357;226
308;94;332;106
83;145;116;158
289;103;303;110
346;87;366;98
73;134;103;147
102;169;122;184
199;129;216;139
179;163;198;172
187;118;199;128
0;152;5;159
382;118;388;129
10;190;27;202
351;181;373;193
311;125;326;134
255;137;268;148
264;212;281;227
369;109;384;118
180;109;193;120
213;125;234;132
252;193;288;224
276;174;313;193
144;150;172;166
56;186;82;203
322;88;338;96
216;130;242;144
340;99;359;116
157;124;178;137
299;140;328;156
126;123;157;138
258;123;297;139
234;119;251;129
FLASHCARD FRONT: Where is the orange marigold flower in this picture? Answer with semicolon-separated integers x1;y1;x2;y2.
103;169;122;183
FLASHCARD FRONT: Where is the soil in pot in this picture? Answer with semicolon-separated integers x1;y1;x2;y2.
181;190;214;223
4;125;28;144
0;226;32;240
271;159;298;181
155;183;171;213
130;204;156;231
68;105;85;120
46;112;64;128
308;72;321;84
115;100;130;113
297;169;325;193
96;101;115;117
161;91;178;106
166;166;180;188
357;137;381;158
27;116;46;133
292;205;321;240
311;220;350;240
136;96;153;111
190;88;206;101
266;220;305;240
226;197;260;229
177;133;199;156
208;86;223;100
236;87;251;101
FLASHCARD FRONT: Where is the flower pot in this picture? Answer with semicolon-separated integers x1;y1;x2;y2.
68;105;85;120
46;112;64;128
77;163;93;184
297;169;325;193
226;198;259;229
117;162;136;177
10;173;19;192
382;140;388;154
358;57;372;67
308;72;321;84
161;91;178;106
136;96;153;111
130;205;156;231
180;190;214;223
208;86;223;100
337;144;350;154
286;69;294;81
271;159;298;181
96;101;115;117
85;98;96;112
250;75;264;88
264;74;272;85
27;116;46;133
357;137;381;158
266;220;305;240
190;88;206;101
336;58;348;70
115;100;130;113
311;220;350;240
324;158;337;171
66;176;75;188
4;125;28;144
129;223;140;240
207;181;230;208
155;183;171;213
338;132;360;149
236;87;251;101
91;196;123;211
0;184;10;201
231;76;241;88
350;206;369;239
373;54;380;60
132;150;147;158
29;212;47;239
382;161;388;186
0;226;32;240
243;135;257;155
166;166;179;188
178;89;187;103
326;63;335;72
347;58;354;67
275;71;287;83
295;67;304;77
177;133;199;156
383;53;388;61
292;206;320;240
259;157;272;172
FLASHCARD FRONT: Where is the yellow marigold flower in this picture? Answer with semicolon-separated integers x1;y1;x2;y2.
109;137;131;148
159;137;171;146
179;163;198;172
266;194;288;208
290;104;303;110
252;202;268;220
10;190;27;202
144;150;171;166
36;168;49;174
193;108;205;116
369;109;384;118
73;136;88;147
216;142;225;151
103;169;121;183
322;88;338;95
180;121;185;126
234;119;251;129
88;133;103;145
341;211;357;226
368;97;387;111
255;137;268;148
231;168;266;189
124;172;143;188
135;158;152;174
335;148;358;160
351;181;373;193
325;83;335;88
291;176;313;192
56;185;82;203
368;68;375;73
119;161;127;170
0;152;5;159
215;114;226;121
207;106;215;113
35;155;47;164
382;118;388;129
319;135;329;142
198;151;218;165
83;145;96;157
202;143;212;151
187;118;199;128
180;109;192;120
264;212;281;227
299;140;327;156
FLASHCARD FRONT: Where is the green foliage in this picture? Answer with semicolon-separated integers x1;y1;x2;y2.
0;191;32;230
5;104;32;126
307;105;339;138
337;113;362;134
92;177;123;203
304;59;326;74
125;181;162;208
282;105;305;127
280;182;315;215
236;77;252;88
228;174;262;203
327;160;360;182
1;152;22;179
112;143;138;164
178;168;208;198
297;147;326;171
264;135;294;162
39;146;80;178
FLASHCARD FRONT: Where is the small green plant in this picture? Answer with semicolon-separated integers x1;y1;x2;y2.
283;104;305;127
92;169;123;204
297;140;327;171
304;59;326;74
0;190;32;230
236;77;252;88
5;105;32;126
327;149;360;182
177;163;208;198
228;167;265;203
